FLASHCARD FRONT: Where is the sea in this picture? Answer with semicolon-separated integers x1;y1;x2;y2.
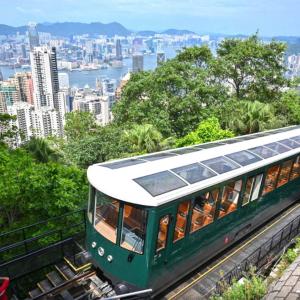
0;47;179;88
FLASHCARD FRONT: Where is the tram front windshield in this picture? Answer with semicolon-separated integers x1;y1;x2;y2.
89;188;147;254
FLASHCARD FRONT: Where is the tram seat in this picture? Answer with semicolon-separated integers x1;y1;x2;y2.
203;203;214;216
202;215;212;226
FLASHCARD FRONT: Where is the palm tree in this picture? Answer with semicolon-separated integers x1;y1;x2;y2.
23;137;60;163
124;124;174;154
228;101;285;135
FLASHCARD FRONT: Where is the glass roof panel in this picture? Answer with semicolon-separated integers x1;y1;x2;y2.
142;152;178;161
278;139;300;149
134;171;187;197
226;150;262;166
248;146;278;159
264;142;291;154
201;156;240;174
291;136;300;144
170;148;201;155
172;163;216;184
194;142;226;149
103;159;145;169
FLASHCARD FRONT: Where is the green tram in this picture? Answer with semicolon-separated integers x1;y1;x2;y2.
86;126;300;296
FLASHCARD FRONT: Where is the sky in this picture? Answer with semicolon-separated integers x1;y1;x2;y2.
0;0;299;36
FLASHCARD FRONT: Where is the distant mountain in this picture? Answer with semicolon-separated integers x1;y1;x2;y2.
0;22;199;37
0;22;131;37
162;29;196;35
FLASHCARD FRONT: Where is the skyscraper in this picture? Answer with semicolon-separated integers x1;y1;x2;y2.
58;72;70;90
116;39;122;61
0;69;3;82
132;54;144;73
28;22;40;50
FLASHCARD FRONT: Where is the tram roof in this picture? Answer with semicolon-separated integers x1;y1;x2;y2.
87;126;300;207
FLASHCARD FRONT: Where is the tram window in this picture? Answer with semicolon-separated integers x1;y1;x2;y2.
290;156;300;180
262;165;280;195
190;189;218;233
94;191;120;244
277;160;293;187
156;215;170;252
242;174;263;206
121;205;148;254
251;174;263;201
88;186;95;223
173;200;191;243
218;180;242;218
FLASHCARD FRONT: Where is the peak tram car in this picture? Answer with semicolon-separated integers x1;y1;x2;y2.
86;126;300;296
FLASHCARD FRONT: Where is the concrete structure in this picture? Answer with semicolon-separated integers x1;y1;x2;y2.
132;53;144;73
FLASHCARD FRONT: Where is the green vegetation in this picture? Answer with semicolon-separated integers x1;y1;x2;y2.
211;272;267;300
1;34;299;233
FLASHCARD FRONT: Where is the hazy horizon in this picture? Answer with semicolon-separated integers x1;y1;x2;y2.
1;0;299;36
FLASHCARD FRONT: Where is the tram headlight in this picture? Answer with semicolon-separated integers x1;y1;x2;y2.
91;241;97;248
107;255;113;262
98;247;105;256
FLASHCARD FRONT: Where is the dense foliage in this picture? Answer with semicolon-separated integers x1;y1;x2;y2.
1;34;299;232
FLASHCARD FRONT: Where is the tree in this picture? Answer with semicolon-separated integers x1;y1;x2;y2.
223;100;285;135
273;90;300;125
215;34;288;102
23;137;60;163
176;117;234;147
63;124;131;168
0;113;20;147
113;49;226;137
0;145;87;230
64;111;97;141
124;124;175;154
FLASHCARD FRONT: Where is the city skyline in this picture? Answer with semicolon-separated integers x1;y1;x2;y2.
1;0;299;36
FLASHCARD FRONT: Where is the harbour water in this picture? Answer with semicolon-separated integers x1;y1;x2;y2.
0;48;178;88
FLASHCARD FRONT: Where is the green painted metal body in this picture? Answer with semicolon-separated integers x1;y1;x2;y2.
86;154;300;293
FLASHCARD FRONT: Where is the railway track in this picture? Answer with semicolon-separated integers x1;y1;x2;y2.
25;257;117;300
161;202;300;300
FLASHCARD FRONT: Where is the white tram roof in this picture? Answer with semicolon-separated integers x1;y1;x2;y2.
87;126;300;207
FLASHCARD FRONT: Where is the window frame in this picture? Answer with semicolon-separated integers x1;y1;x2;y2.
276;159;294;188
262;164;281;196
120;203;148;255
173;199;191;243
189;188;219;234
218;179;243;219
290;155;300;181
93;191;120;244
241;173;263;206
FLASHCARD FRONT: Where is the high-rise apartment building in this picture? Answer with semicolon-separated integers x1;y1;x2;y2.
14;72;34;105
30;46;64;136
116;39;122;61
0;80;20;106
28;22;40;50
132;53;144;73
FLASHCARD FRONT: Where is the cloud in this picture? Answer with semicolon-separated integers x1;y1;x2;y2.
16;6;43;14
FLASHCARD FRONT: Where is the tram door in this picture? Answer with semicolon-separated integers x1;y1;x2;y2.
153;210;172;266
